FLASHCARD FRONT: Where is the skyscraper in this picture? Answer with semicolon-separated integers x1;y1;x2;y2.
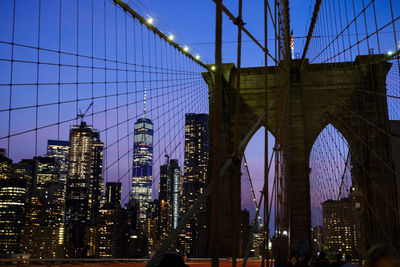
322;198;360;258
47;140;70;184
23;157;65;258
181;113;209;256
170;160;180;230
131;114;153;219
159;158;181;241
90;132;104;223
0;155;27;257
182;113;208;210
97;182;129;258
65;121;103;258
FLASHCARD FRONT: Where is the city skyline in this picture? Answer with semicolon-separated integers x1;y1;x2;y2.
0;0;399;261
4;0;397;213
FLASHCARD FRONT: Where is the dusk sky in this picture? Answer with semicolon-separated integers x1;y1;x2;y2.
1;0;399;228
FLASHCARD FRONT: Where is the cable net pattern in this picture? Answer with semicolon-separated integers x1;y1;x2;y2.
0;0;208;203
303;0;400;256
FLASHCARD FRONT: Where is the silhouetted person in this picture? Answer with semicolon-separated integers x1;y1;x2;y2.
366;244;396;267
330;253;343;267
288;256;301;267
157;253;189;267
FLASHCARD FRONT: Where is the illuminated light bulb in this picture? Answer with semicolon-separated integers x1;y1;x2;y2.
388;50;393;56
183;46;189;52
211;66;216;71
147;17;153;25
195;54;200;60
168;34;174;41
283;230;288;236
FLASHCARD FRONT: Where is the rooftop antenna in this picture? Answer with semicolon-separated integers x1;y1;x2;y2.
77;102;93;123
143;87;147;119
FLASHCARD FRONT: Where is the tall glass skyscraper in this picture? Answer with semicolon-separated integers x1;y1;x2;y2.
180;113;209;256
183;113;209;212
65;121;103;258
131;117;153;219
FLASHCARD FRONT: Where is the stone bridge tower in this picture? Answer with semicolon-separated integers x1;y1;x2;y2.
203;55;399;257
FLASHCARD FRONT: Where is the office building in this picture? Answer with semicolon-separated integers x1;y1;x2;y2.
182;113;209;212
65;121;103;258
47;140;70;184
96;189;129;258
23;157;65;258
181;113;209;256
322;198;360;258
131;117;153;220
0;155;27;257
146;200;161;253
90;132;104;223
159;158;180;242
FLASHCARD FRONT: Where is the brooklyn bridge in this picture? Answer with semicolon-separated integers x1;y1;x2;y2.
0;0;399;266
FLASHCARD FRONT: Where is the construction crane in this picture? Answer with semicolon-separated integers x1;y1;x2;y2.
77;102;93;123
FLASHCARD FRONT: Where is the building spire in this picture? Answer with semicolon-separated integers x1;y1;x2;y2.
143;88;147;119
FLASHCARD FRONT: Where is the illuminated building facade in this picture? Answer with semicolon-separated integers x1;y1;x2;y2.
13;159;35;198
97;187;129;258
0;154;12;180
65;121;103;258
23;157;65;258
159;159;180;242
106;182;122;208
90;132;104;223
131;117;153;219
159;163;172;241
322;198;360;258
182;113;209;210
181;113;209;256
170;159;180;230
47;140;70;184
146;200;160;253
0;155;27;257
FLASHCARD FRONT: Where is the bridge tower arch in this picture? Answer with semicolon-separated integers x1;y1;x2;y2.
203;55;399;257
